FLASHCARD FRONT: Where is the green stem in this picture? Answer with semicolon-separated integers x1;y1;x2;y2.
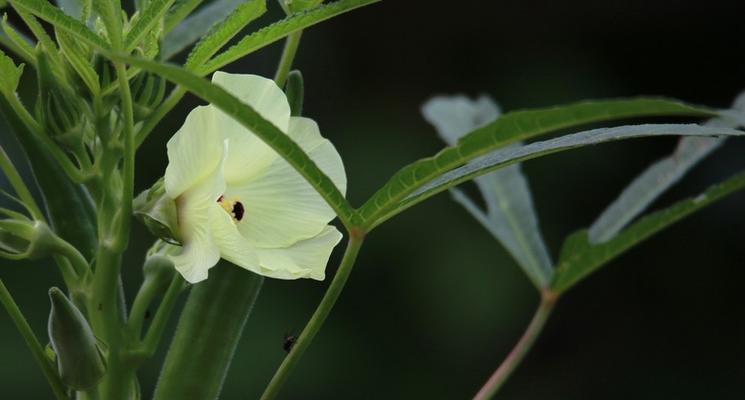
152;265;264;400
0;279;68;400
473;291;558;400
273;31;303;88
84;61;138;400
0;144;43;220
54;237;91;280
128;274;185;359
114;62;135;252
260;232;365;400
88;245;130;399
139;275;184;354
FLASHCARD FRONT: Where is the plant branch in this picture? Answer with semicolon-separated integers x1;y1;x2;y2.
0;279;67;400
114;62;135;252
260;231;365;400
273;31;302;88
473;291;558;400
138;275;185;356
0;144;43;220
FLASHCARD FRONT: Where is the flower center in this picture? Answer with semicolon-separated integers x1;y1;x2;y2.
217;195;245;222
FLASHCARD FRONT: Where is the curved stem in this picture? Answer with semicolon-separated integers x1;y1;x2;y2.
273;31;303;88
54;237;91;279
260;231;365;400
0;279;67;400
138;275;185;356
474;291;558;400
0;144;43;219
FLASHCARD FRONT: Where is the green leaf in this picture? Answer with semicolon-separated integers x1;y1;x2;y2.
55;29;100;94
379;123;744;230
91;0;121;47
198;0;381;75
588;94;745;242
161;0;248;60
1;14;36;65
184;0;266;70
124;0;174;52
0;48;23;95
358;98;720;229
423;95;553;289
108;54;355;227
552;169;745;293
9;0;108;49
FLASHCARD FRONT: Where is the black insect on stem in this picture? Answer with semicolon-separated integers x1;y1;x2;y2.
283;332;298;353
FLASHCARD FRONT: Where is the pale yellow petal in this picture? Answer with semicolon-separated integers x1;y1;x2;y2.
209;204;260;273
211;72;291;184
255;225;343;280
164;106;223;199
169;169;226;283
225;117;347;247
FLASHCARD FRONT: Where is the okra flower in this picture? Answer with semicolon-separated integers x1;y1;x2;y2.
164;72;346;283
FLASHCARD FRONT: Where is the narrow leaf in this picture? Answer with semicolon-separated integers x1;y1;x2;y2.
91;0;121;47
1;15;36;65
55;29;100;94
371;123;745;229
161;0;246;60
10;0;108;49
588;94;745;242
552;170;745;293
0;47;23;94
423;95;553;288
124;0;174;52
108;54;355;227
184;0;266;70
198;0;381;75
360;98;718;227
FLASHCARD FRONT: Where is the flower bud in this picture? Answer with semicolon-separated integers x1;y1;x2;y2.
134;178;181;244
0;211;60;261
143;241;179;292
131;72;166;121
35;51;90;152
47;287;107;390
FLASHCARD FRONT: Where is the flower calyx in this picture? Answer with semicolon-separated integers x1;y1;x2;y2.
134;178;181;245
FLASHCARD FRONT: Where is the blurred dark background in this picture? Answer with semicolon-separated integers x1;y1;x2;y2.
2;0;745;399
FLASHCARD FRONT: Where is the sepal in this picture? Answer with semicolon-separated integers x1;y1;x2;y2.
0;208;60;261
143;240;179;292
134;178;181;244
35;51;91;153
